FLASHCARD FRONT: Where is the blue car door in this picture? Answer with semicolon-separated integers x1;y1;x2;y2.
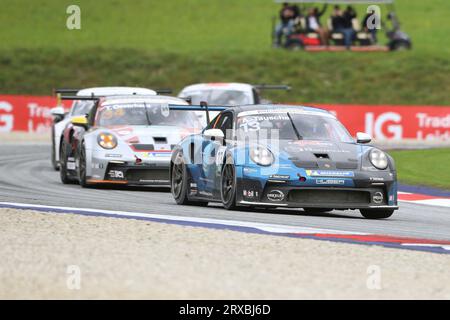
201;112;233;198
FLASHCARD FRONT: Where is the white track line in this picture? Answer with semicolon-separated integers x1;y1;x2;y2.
0;201;366;235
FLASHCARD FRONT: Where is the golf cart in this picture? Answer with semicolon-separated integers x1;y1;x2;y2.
272;0;411;51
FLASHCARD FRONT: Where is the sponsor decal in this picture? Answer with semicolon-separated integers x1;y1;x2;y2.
370;177;385;182
150;152;171;157
270;174;290;180
189;183;198;195
105;154;122;158
267;190;285;202
108;170;124;179
243;189;259;199
243;167;258;174
373;192;384;204
306;170;354;177
215;146;227;165
290;140;333;146
315;179;345;185
67;162;76;170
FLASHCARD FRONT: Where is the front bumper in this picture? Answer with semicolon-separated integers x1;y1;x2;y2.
88;163;170;186
236;166;398;210
88;152;171;186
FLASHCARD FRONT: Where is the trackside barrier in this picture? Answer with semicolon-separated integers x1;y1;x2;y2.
0;95;449;142
293;103;450;142
0;95;70;133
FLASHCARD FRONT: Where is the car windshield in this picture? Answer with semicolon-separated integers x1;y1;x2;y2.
72;100;94;116
236;111;354;143
96;103;201;128
186;89;251;106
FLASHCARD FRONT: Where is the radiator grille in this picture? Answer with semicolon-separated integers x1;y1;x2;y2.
288;189;371;204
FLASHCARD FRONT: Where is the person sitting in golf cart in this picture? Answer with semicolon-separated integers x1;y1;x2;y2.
305;5;329;45
274;2;301;47
330;5;356;49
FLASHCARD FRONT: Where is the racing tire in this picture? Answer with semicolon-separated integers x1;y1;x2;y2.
221;163;237;210
303;208;333;214
171;155;195;205
59;140;75;184
51;128;59;171
78;142;90;188
359;209;394;219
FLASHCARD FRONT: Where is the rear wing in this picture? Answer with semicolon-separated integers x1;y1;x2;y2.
54;88;173;95
54;88;80;95
253;84;291;91
155;88;173;94
60;97;226;123
169;102;227;124
54;89;81;106
61;95;101;101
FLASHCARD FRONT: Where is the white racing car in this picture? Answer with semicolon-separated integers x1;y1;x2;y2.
178;82;290;125
58;94;202;187
50;87;159;170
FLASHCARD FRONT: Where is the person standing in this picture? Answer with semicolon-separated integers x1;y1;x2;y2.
274;2;300;47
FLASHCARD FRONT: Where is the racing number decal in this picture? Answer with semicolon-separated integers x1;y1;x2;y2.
239;117;260;132
215;146;227;165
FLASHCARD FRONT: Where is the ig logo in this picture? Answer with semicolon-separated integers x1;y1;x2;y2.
66;5;81;30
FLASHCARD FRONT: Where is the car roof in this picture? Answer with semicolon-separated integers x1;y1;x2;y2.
101;95;188;106
229;104;336;117
77;87;157;96
179;83;254;94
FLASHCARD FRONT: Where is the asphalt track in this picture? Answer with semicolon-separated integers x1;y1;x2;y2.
1;144;450;241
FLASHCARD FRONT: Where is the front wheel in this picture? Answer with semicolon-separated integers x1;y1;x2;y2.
360;209;394;219
221;163;237;210
78;142;90;188
171;154;193;205
59;141;75;184
51;128;59;171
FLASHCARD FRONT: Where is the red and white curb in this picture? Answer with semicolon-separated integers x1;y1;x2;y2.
1;201;450;255
398;192;450;208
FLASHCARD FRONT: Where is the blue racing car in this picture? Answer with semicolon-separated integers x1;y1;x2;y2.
169;104;398;219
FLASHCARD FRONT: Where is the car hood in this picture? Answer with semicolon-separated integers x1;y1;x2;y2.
106;125;198;147
270;139;362;170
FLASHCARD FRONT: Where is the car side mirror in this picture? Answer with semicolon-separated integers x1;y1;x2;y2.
51;106;65;117
356;132;372;144
203;129;224;140
50;106;65;122
71;115;88;129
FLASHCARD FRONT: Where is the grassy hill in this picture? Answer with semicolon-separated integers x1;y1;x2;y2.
1;0;449;104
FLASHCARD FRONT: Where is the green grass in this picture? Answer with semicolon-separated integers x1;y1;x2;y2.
389;149;450;190
0;0;449;104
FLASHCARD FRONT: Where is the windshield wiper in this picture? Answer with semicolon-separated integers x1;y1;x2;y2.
143;103;152;125
287;112;302;140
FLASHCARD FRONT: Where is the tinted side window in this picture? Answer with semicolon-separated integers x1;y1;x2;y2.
215;112;233;136
205;114;221;130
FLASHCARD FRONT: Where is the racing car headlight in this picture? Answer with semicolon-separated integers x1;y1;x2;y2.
250;146;274;166
97;133;118;149
369;149;388;170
